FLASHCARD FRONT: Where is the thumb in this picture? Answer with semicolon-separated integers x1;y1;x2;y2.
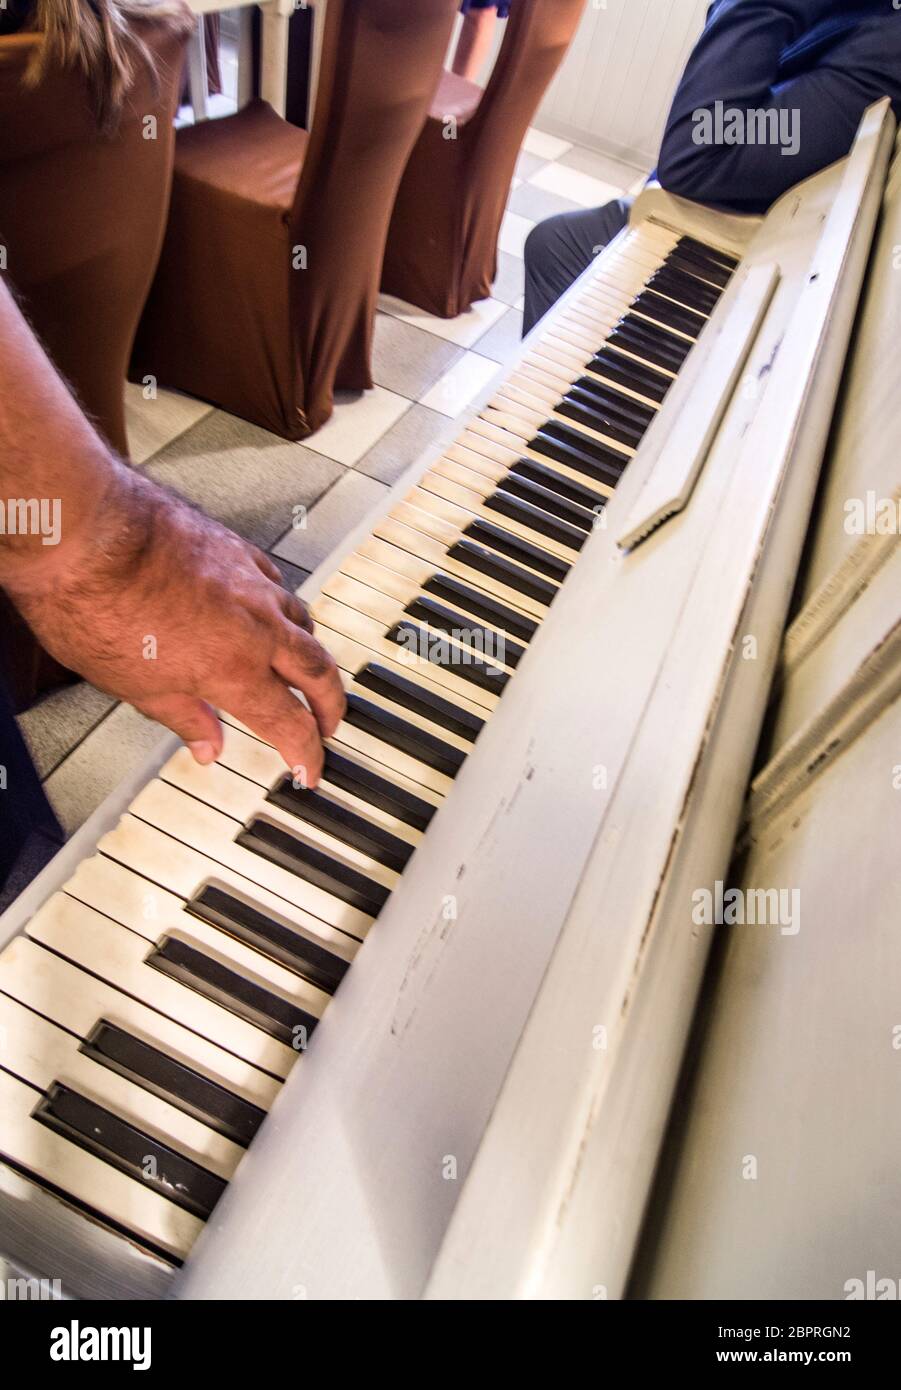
134;694;223;765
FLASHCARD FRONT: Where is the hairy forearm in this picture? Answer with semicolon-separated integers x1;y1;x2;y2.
0;278;143;588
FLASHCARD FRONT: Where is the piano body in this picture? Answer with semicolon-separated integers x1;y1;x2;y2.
0;101;898;1300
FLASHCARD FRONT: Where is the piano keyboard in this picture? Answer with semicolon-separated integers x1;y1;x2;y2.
0;220;740;1270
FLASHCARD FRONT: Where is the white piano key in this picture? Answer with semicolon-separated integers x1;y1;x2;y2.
310;595;501;711
128;780;376;939
490;388;638;459
98;813;364;951
67;851;340;1008
322;572;517;677
409;477;580;562
373;511;556;612
25;893;299;1079
341;544;541;629
0;934;280;1109
215;719;423;846
0;1064;202;1262
0;993;242;1181
158;750;402;894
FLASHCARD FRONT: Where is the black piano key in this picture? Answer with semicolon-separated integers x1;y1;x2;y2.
81;1018;265;1148
404;594;526;668
447;537;558;607
677;234;739;270
665;249;730;289
238;818;390;919
189;884;349;994
589;348;671;404
608;321;688;374
34;1082;227;1221
648;267;720;315
632;289;706;338
463;518;570;583
570;376;656;429
423;573;538;644
529;422;628;489
556;390;644;448
485;487;587;552
617;314;694;365
388;620;510;695
268;779;412;873
149;935;320;1049
510;458;607;513
498;473;594;533
322;748;436;832
344;689;467;775
356;659;486;739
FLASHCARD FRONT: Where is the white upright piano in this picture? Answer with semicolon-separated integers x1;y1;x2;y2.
0;102;898;1300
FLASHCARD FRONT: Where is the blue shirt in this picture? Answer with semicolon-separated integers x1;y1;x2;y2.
657;0;901;212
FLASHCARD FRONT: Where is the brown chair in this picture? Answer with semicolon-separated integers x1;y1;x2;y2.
381;0;585;318
131;0;459;441
0;19;190;710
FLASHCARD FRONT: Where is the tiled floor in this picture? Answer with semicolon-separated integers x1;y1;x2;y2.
18;127;647;838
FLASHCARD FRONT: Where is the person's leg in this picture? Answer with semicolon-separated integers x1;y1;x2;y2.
522;198;632;336
452;6;497;81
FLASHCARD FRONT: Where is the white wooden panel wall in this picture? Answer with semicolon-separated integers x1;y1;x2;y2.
537;0;710;167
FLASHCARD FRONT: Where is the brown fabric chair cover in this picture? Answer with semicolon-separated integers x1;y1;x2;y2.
382;0;585;317
0;20;190;711
131;0;459;441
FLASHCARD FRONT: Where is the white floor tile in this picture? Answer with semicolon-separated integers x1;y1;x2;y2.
498;209;535;259
125;382;213;465
379;294;508;349
419;351;501;418
522;127;572;161
529;162;626;208
302;387;410;466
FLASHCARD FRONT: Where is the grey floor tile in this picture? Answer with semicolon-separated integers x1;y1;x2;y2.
18;681;116;780
556;145;647;188
43;701;170;837
125;382;213;466
491;249;526;307
355;404;452;486
143;409;344;551
515;148;547;181
273;469;388;573
474;307;524;363
269;555;311;594
508;180;581;224
372;314;464;401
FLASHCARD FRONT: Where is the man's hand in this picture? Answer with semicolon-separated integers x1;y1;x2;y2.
0;280;344;785
4;465;346;785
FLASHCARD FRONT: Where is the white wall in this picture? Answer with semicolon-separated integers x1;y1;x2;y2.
537;0;710;168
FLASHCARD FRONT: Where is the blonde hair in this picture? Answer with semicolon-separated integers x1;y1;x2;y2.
21;0;194;131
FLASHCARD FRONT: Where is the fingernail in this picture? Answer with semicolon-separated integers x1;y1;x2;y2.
187;740;216;765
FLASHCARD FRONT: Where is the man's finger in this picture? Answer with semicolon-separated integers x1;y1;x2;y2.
134;693;223;765
278;587;315;634
252;547;285;586
272;624;346;740
230;679;325;786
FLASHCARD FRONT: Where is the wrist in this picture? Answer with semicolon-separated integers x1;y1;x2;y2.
0;459;164;609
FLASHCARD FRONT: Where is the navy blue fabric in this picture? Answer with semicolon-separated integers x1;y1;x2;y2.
657;0;901;212
460;1;511;15
523;198;633;335
523;0;901;328
0;643;63;909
